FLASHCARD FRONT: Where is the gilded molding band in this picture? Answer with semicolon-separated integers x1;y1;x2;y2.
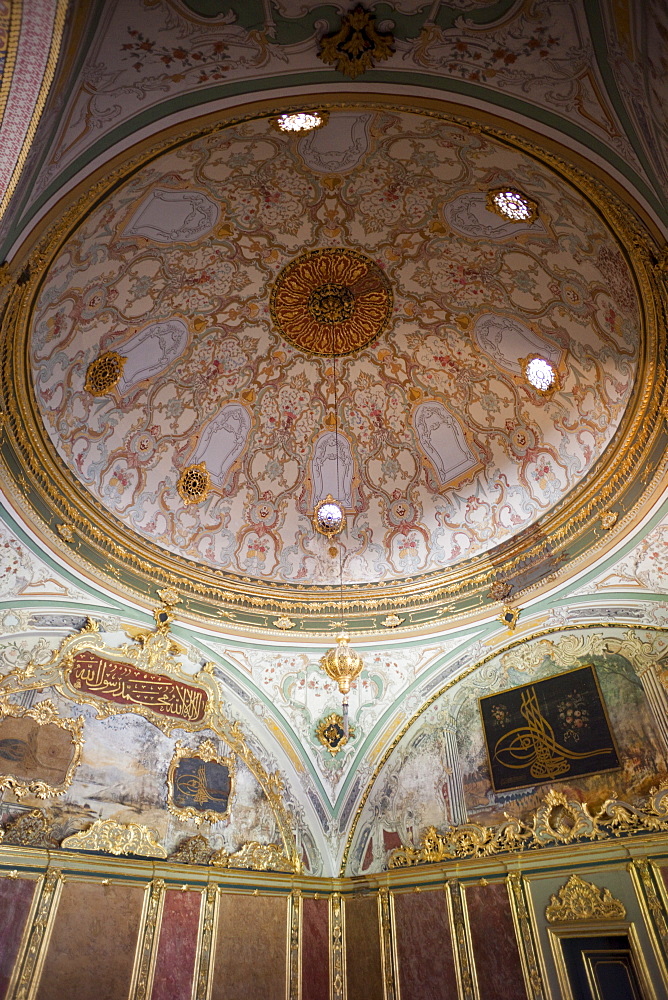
378;888;397;1000
11;868;63;1000
330;892;344;1000
507;873;547;1000
288;890;301;1000
447;881;477;1000
194;884;218;1000
130;878;166;1000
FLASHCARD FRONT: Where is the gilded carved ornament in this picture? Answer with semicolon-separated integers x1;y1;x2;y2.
167;738;235;826
61;818;168;858
167;833;296;872
545;874;626;923
388;783;668;867
0;615;301;871
317;6;394;79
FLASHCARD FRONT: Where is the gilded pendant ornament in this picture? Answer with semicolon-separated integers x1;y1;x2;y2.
0;695;83;799
270;248;392;356
318;6;394;79
61;818;168;858
177;462;210;504
545;874;626;923
388;782;668;866
84;351;126;396
167;738;235;826
316;713;355;754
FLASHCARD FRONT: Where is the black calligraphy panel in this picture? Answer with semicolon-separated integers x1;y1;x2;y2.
479;664;620;792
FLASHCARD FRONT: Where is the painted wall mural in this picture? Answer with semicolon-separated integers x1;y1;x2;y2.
347;627;668;875
30;110;638;586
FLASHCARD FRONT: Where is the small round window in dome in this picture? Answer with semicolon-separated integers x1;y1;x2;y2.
314;495;345;538
523;357;557;393
273;111;328;134
487;187;538;223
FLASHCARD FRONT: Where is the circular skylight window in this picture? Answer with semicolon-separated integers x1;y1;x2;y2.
274;111;327;134
525;357;556;392
487;187;537;222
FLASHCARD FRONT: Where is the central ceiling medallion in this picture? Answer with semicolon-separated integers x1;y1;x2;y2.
270;248;393;356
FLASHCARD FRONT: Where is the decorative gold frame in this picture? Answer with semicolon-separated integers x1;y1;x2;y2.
313;495;346;539
0;693;83;799
486;186;539;224
548;920;658;1000
167;738;235;826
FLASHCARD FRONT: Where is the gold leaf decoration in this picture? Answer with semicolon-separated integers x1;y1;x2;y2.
177;462;211;504
545;874;626;923
211;841;296;873
318;5;394;79
2;808;59;848
61;818;168;858
388;783;668;867
169;834;215;865
84;351;126;396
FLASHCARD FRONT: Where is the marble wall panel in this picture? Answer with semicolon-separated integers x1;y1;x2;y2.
35;881;144;1000
212;892;288;1000
151;888;202;1000
0;877;36;998
393;889;457;1000
466;883;527;1000
301;896;328;1000
344;895;383;1000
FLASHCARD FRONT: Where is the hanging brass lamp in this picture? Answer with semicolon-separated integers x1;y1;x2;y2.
320;631;364;736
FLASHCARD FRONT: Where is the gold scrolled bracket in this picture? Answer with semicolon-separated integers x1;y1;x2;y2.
545;874;626;923
61;818;168;858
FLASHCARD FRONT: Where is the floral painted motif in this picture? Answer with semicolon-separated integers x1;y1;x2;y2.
30;111;639;586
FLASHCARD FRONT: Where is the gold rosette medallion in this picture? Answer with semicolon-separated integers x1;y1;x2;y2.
270;248;393;356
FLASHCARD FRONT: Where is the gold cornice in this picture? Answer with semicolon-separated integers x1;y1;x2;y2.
0;98;666;632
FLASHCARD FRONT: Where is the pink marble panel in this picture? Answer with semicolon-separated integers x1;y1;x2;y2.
212;892;288;1000
466;883;527;1000
302;897;328;1000
394;889;458;1000
345;895;383;1000
151;889;201;1000
0;877;36;999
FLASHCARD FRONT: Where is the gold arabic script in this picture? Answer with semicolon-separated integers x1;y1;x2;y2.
493;687;613;782
68;651;207;722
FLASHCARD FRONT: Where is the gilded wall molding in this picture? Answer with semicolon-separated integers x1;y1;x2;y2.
0;101;665;635
12;868;63;1000
388;784;668;868
545;874;626;923
507;873;547;1000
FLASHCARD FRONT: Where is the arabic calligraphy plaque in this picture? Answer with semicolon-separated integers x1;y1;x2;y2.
67;651;208;723
479;665;620;792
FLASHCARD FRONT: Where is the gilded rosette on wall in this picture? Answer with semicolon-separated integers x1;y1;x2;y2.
0;695;83;799
167;739;235;826
270;248;392;356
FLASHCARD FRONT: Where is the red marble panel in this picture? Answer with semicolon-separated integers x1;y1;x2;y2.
466;883;528;1000
151;889;201;1000
302;897;328;1000
660;867;668;895
35;881;144;1000
394;889;458;1000
0;877;36;999
345;895;383;1000
212;892;288;1000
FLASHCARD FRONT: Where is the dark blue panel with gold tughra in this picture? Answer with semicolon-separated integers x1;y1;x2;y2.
172;758;231;815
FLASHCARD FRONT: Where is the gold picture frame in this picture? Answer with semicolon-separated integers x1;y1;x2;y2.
167;738;235;826
0;694;83;799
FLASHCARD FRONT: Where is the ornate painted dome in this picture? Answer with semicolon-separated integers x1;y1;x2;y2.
22;107;643;624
